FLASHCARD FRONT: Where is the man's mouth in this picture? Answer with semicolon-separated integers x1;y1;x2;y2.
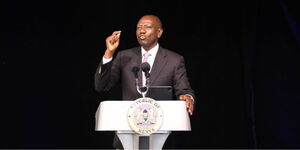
139;35;146;40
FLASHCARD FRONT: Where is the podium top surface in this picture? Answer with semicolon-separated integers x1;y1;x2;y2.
95;100;191;131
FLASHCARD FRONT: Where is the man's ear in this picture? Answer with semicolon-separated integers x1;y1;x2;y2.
157;28;163;38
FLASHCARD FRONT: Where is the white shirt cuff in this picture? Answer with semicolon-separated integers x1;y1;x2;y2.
102;57;112;64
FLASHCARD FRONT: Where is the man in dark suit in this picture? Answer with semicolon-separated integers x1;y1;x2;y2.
94;14;195;149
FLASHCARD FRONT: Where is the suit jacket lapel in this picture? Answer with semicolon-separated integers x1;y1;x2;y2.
149;47;168;85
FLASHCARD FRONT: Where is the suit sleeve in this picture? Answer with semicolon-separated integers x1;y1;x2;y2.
94;53;121;92
173;56;196;102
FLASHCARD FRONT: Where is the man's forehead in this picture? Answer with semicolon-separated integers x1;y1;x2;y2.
138;19;154;24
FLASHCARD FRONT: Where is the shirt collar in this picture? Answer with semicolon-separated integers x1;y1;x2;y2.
141;43;159;57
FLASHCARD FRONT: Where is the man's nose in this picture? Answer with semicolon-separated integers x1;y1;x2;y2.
139;28;146;33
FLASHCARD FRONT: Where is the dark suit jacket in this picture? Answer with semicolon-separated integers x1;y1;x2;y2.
95;46;195;101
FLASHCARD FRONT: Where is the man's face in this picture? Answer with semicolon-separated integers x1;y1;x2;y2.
136;16;162;50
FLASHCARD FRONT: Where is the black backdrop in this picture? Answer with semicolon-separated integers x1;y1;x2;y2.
2;0;300;149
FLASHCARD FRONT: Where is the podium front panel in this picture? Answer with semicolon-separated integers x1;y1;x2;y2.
95;100;191;131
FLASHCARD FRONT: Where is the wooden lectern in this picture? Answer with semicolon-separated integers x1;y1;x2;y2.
95;100;191;150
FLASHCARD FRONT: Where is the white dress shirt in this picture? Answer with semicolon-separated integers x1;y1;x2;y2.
141;43;159;73
141;44;159;86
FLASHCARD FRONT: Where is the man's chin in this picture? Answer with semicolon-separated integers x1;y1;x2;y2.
139;42;149;47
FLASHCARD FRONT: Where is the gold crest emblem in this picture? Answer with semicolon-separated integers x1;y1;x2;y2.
127;97;163;135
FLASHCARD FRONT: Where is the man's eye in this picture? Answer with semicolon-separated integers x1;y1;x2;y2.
136;26;153;30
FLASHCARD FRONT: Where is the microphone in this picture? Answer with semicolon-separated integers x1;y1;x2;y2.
141;62;150;78
131;65;140;78
133;62;150;97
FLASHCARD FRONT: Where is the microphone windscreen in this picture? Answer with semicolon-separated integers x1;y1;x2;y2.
132;66;140;72
132;65;140;78
141;62;150;72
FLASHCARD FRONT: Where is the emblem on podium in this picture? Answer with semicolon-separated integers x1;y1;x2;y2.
127;97;163;135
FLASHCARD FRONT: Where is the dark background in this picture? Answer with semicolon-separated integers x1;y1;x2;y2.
2;0;300;149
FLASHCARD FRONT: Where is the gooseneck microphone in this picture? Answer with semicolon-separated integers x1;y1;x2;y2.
132;65;140;92
141;62;151;95
132;62;151;98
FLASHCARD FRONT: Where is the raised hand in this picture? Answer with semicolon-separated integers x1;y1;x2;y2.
104;30;121;58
